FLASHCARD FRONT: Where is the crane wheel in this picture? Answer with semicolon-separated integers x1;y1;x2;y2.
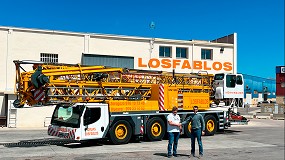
146;117;165;141
184;118;192;138
109;120;132;145
204;115;217;136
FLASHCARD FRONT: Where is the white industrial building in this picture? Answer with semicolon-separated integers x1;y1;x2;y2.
0;26;237;128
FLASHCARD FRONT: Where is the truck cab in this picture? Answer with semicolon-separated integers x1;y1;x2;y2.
48;103;109;141
212;73;244;107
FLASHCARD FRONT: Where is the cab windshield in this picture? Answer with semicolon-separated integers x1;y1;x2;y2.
214;74;224;80
51;103;85;128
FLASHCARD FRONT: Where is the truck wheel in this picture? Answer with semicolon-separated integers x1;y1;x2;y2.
184;120;192;138
146;117;165;141
204;115;217;136
109;120;132;145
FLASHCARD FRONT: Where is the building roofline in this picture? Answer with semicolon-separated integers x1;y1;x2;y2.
240;73;276;80
0;25;234;47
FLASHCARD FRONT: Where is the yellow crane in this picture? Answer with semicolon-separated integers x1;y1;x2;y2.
13;60;247;144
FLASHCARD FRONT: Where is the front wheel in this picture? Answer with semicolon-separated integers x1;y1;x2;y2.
109;120;132;145
204;115;217;136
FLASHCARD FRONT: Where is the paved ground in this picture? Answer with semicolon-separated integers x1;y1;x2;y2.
0;119;284;160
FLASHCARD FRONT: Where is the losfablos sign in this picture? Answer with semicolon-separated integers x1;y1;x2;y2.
138;58;232;71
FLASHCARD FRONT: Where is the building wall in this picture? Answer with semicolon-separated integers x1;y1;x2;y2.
13;106;54;128
243;74;276;105
276;73;285;96
0;29;86;93
0;30;8;91
0;93;4;116
276;66;285;104
0;26;236;93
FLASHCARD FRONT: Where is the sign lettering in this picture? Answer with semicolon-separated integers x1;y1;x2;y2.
191;99;209;104
109;101;147;112
57;127;67;132
225;91;244;94
138;58;232;71
85;131;98;136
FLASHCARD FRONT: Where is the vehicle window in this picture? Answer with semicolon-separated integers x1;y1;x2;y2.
51;104;84;128
84;107;101;126
236;75;243;85
58;107;72;120
226;75;236;88
214;74;224;80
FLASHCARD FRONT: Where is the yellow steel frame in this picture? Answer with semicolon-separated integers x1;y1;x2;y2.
14;61;214;106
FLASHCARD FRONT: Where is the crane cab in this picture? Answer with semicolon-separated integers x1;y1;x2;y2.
212;73;244;107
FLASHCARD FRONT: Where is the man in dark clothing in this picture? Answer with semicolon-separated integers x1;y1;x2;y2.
184;106;205;159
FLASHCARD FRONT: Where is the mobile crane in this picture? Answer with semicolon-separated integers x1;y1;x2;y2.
13;60;247;144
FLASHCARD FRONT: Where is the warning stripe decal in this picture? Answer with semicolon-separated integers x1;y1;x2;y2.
34;88;45;101
158;84;166;111
48;125;76;140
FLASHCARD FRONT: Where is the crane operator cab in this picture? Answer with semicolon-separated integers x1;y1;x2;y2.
212;73;244;108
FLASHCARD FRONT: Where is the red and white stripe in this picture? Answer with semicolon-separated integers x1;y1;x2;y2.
68;129;76;139
140;125;144;134
48;125;59;136
34;88;45;101
159;84;166;111
48;125;77;140
140;119;144;134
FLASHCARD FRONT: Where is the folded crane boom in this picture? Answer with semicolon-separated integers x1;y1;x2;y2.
14;60;214;108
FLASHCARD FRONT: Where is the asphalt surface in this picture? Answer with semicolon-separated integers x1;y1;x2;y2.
0;119;284;160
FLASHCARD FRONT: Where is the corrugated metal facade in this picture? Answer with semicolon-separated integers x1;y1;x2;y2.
243;74;276;99
82;54;134;68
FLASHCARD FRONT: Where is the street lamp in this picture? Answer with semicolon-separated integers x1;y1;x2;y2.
148;21;155;69
262;81;265;101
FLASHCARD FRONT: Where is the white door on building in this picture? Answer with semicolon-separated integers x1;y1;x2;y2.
246;93;252;107
258;93;263;102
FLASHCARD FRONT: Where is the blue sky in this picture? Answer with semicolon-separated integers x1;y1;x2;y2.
0;0;284;79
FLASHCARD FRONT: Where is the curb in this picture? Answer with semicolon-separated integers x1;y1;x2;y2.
242;114;284;120
0;127;47;131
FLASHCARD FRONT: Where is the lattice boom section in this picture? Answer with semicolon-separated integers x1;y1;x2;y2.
45;82;153;103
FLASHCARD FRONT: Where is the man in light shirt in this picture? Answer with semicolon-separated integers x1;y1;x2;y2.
167;106;182;158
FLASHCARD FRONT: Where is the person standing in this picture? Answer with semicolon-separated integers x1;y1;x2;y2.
167;106;182;158
189;106;205;159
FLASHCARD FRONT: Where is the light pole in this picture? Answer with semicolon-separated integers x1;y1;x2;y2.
262;81;265;101
148;21;155;69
